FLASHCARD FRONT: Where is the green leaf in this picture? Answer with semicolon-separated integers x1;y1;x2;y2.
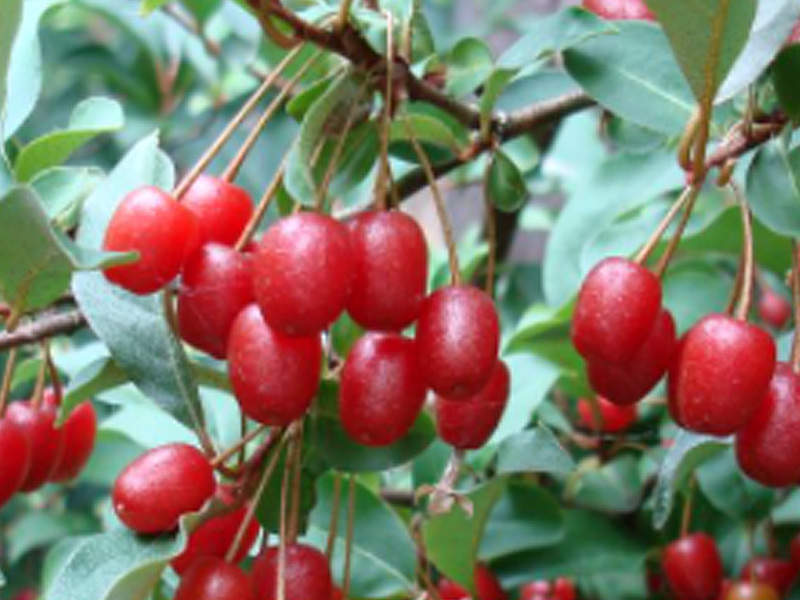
59;356;127;425
496;426;575;476
306;474;417;598
485;149;529;213
696;447;776;520
718;0;800;101
14;97;124;182
645;0;757;103
773;45;800;122
651;430;727;529
309;381;436;472
563;22;695;135
0;0;23;138
72;133;205;432
255;447;319;534
481;482;564;560
390;112;465;155
31;166;103;228
4;0;65;139
422;479;506;592
498;7;615;70
446;38;494;97
0;186;132;312
746;140;800;238
139;0;168;15
8;511;96;564
46;527;187;600
569;455;643;514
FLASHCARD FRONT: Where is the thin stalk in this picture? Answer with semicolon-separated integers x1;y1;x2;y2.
30;345;49;410
342;475;356;599
374;10;394;210
654;186;701;277
44;345;62;401
0;348;18;416
288;423;304;543
791;241;800;373
731;182;755;320
680;477;695;537
678;109;701;173
483;192;497;297
325;473;343;560
173;46;303;199
222;50;322;182
725;252;745;316
402;114;460;284
336;0;355;29
634;186;694;266
234;162;286;252
211;424;269;469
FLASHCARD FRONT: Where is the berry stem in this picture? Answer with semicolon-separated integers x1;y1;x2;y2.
483;191;497;297
287;424;304;544
210;424;269;469
234;162;286;252
402;114;461;284
373;10;395;211
654;186;701;278
677;109;701;173
277;434;292;600
224;429;288;563
790;241;800;374
30;344;49;410
0;347;18;417
680;477;695;537
173;46;303;199
44;345;62;404
342;475;356;600
325;472;343;560
336;0;354;29
222;50;322;183
634;186;693;267
732;183;755;321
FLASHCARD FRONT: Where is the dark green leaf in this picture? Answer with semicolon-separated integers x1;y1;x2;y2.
390;112;465;154
255;446;319;534
652;430;727;529
14;97;124;182
696;447;776;520
72;133;206;431
306;474;416;598
446;38;494;97
563;22;694;135
422;479;506;592
746;140;800;237
645;0;757;102
496;426;575;476
486;149;528;213
773;45;800;122
309;381;436;472
569;455;643;514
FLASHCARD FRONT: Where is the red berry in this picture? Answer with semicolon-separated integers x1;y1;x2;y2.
724;582;780;600
172;486;260;575
227;305;322;426
11;590;37;600
435;360;510;450
331;587;344;600
346;210;428;331
46;393;97;483
662;533;723;600
252;543;332;600
789;21;800;45
6;401;65;492
0;418;30;507
112;443;215;534
253;213;354;335
553;578;577;600
178;244;255;359
437;564;506;600
587;309;676;405
182;175;253;247
735;363;800;487
582;0;655;20
416;285;500;398
668;314;775;436
521;581;550;600
102;186;199;295
758;289;791;330
577;397;637;434
340;332;428;446
740;558;797;597
175;557;255;600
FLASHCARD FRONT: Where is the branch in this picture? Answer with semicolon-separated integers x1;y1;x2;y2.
0;310;87;351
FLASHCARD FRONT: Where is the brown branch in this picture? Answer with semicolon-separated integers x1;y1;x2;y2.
0;310;87;351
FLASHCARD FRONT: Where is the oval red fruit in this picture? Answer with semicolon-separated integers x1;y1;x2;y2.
228;305;322;426
49;398;97;483
577;397;637;434
175;557;255;600
668;314;776;436
435;360;510;450
740;558;797;596
6;400;65;492
103;186;199;295
178;244;254;359
553;578;577;600
587;309;676;405
416;285;500;398
112;443;215;534
662;533;723;600
346;210;428;331
758;289;791;330
253;213;353;335
182;175;253;247
736;362;800;487
252;543;332;600
0;418;30;507
340;332;428;446
583;0;655;20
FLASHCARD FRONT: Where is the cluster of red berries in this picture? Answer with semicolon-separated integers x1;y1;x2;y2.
660;532;800;600
571;256;800;488
0;388;96;510
102;175;509;450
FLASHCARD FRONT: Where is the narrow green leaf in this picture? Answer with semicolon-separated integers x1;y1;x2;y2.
773;45;800;122
645;0;757;102
14;97;124;182
486;149;529;213
422;479;506;592
496;426;575;476
746;140;800;238
446;38;494;97
72;133;205;431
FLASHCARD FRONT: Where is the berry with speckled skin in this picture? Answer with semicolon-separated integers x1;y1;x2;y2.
6;400;64;492
182;175;253;247
174;557;255;600
662;534;723;600
252;543;332;600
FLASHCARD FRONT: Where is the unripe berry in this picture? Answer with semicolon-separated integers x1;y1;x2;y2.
227;305;322;426
102;186;199;295
416;285;500;398
0;419;30;507
253;213;354;335
6;400;65;492
112;443;215;534
346;210;428;331
252;543;332;600
182;175;253;247
662;534;723;600
178;244;254;359
174;557;255;600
